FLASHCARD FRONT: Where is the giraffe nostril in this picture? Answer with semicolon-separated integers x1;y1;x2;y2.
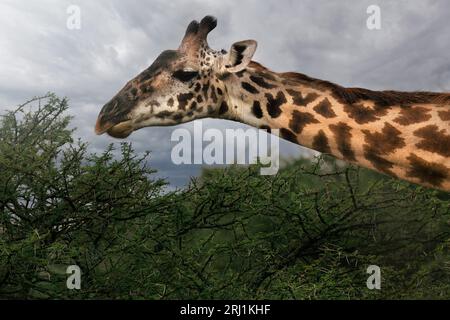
139;84;155;95
130;87;138;98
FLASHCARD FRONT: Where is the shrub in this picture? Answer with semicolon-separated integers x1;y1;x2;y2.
0;94;449;299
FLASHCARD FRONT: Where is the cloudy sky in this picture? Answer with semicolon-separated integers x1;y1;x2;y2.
1;0;449;187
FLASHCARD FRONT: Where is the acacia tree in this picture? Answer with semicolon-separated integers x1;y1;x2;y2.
0;94;449;299
0;94;174;298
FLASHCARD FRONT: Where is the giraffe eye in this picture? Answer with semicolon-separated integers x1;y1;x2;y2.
173;69;199;82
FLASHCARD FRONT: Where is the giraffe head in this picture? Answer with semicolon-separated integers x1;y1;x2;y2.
95;16;257;138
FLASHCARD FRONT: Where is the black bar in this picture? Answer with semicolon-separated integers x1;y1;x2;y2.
0;300;447;318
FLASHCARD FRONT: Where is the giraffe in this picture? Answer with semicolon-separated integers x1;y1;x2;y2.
95;16;450;192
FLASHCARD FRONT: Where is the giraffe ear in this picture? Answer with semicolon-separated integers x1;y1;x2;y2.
224;40;257;73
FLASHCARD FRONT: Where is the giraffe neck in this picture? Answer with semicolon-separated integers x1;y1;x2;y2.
221;61;450;191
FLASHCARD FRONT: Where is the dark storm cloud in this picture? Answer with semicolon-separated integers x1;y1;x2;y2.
1;0;449;186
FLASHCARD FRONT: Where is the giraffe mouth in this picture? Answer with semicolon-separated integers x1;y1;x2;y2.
95;117;134;139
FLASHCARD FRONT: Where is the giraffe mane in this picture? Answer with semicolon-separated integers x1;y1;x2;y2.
248;63;450;107
282;71;450;106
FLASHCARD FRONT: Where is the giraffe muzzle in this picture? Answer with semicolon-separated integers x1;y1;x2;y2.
95;95;136;138
95;116;134;139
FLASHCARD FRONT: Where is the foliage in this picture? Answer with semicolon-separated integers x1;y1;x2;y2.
0;94;449;299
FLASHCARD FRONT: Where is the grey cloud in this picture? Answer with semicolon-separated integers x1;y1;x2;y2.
1;0;449;187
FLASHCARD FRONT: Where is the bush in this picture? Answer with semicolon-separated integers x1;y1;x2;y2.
0;94;449;299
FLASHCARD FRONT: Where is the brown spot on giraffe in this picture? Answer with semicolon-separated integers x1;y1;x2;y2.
252;101;263;118
172;113;184;121
286;89;319;107
280;128;298;144
242;82;259;94
329;122;356;161
210;85;218;103
406;153;448;187
362;122;406;155
414;125;450;157
265;91;287;118
343;103;388;124
218;101;229;115
312;130;331;154
177;93;194;111
249;75;277;89
393;106;431;125
362;122;406;176
259;125;271;133
289;110;319;134
313;98;336;118
361;123;405;175
438;109;450;121
363;147;396;176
